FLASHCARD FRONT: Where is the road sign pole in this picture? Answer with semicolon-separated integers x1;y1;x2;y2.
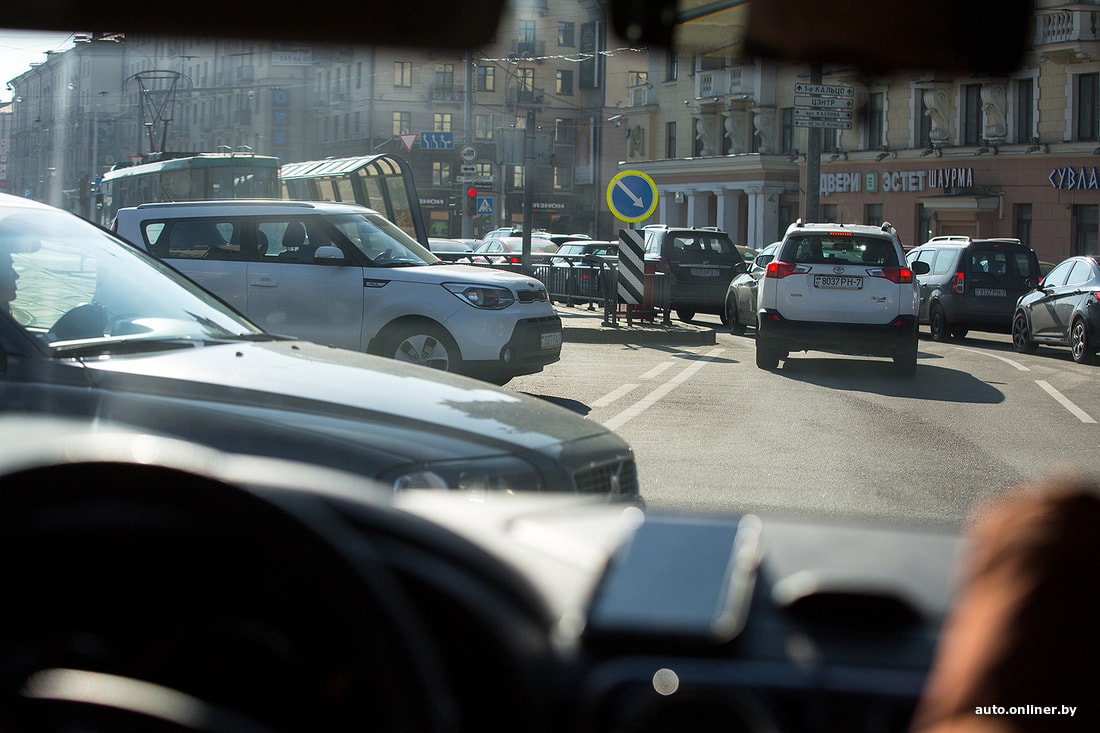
522;108;536;275
462;49;474;239
804;63;822;222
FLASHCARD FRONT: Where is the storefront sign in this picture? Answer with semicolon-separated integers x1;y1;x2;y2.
1049;167;1100;190
821;167;974;196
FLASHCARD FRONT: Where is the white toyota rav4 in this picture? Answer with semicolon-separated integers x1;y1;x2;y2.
114;200;563;384
755;221;928;376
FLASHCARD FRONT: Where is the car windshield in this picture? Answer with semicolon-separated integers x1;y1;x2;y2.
2;203;264;350
0;1;1093;521
327;212;437;266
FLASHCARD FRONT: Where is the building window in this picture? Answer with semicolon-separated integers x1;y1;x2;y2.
666;51;678;81
918;92;933;149
517;67;536;103
1076;73;1099;141
433;112;452;133
917;204;933;243
823;204;838;222
866;91;885;149
475;114;495;140
558;21;575;47
392;111;410;135
431;161;450;186
356;62;363;90
962;83;983;146
666;121;677;158
1015;203;1032;247
511;165;525;189
556;70;574;96
628;70;648;87
1073;204;1099;256
394;61;412;87
553;164;572;190
554;117;574;143
518;20;536;55
477;66;496;92
865;203;883;227
1014;77;1035;144
821;128;838;154
435;64;455;96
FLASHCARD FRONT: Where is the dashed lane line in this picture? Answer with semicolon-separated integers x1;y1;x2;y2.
1035;380;1097;424
955;347;1030;371
591;383;640;408
602;348;726;431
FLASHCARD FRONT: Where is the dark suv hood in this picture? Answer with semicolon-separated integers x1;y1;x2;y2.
5;339;624;487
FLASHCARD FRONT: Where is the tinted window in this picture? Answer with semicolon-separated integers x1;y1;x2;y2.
154;218;240;260
931;248;958;276
1067;259;1094;286
1042;260;1073;287
968;244;1034;278
669;233;737;260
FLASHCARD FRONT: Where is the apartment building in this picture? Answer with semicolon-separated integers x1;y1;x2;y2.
621;0;1100;263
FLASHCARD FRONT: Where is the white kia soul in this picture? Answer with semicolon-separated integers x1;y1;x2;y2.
755;221;928;376
114;200;563;384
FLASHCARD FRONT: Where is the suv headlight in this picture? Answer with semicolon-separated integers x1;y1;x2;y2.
443;282;515;309
384;455;544;493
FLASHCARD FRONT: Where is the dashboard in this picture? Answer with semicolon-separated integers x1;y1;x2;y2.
0;417;963;732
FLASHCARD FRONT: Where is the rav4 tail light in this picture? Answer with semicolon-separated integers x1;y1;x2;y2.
869;267;914;284
765;261;810;278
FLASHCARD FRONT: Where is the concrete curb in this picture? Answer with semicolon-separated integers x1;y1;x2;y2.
555;306;717;345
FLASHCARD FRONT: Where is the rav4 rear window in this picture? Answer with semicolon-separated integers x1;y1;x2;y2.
781;235;899;267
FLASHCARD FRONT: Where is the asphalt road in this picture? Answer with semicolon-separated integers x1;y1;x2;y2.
509;315;1100;526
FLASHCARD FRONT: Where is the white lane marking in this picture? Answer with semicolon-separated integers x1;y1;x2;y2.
603;348;725;431
955;347;1030;371
591;383;639;408
1035;380;1097;424
640;362;674;380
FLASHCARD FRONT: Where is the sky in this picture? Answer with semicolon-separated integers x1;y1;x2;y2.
0;30;77;102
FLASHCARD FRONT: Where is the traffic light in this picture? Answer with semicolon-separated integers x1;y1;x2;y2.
448;195;457;210
466;186;477;199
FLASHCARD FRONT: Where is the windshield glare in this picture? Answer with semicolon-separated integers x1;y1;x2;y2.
330;213;438;265
2;206;264;347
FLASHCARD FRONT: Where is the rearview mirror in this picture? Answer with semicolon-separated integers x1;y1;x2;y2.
911;261;931;276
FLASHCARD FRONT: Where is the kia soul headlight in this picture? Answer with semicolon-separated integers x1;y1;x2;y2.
443;282;515;309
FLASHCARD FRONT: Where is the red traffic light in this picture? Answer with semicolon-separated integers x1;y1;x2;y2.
466;186;477;198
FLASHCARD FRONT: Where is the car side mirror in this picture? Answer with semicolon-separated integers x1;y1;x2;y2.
911;260;931;275
313;246;345;262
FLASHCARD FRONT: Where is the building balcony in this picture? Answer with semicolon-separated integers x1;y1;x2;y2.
694;67;755;103
1035;6;1100;63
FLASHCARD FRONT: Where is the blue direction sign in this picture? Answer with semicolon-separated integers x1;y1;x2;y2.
607;169;658;223
419;132;455;149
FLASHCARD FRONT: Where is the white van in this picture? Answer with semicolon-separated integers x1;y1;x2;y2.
114;200;563;384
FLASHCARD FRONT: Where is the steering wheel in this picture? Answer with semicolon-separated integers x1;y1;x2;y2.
0;461;456;732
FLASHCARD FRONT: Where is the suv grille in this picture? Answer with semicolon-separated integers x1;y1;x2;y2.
574;458;638;497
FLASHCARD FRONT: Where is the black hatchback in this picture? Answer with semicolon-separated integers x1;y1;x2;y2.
905;237;1041;340
1012;255;1100;364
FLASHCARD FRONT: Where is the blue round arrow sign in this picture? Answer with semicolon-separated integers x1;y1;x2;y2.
606;170;658;223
